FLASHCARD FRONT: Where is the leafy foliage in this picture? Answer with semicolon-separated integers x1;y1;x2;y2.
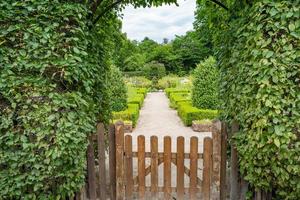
143;61;166;80
0;0;114;198
192;57;219;110
109;66;127;112
201;0;300;198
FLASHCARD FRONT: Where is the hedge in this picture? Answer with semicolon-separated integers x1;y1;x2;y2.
218;1;300;197
113;104;140;126
165;88;190;98
177;102;218;126
169;93;190;109
127;94;144;109
0;1;112;198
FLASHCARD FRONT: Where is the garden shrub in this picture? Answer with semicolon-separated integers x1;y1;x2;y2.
135;88;148;98
113;104;140;126
156;75;179;89
109;65;127;112
0;1;112;198
169;93;191;109
143;61;166;80
192;56;219;110
125;76;152;88
177;102;218;126
219;1;300;198
165;88;190;98
127;94;144;109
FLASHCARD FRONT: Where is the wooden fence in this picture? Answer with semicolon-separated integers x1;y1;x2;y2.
71;120;228;200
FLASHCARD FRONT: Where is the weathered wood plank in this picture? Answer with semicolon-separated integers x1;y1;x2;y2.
150;136;158;199
211;120;222;199
138;135;146;199
97;123;106;200
164;136;172;200
131;152;203;159
189;137;198;200
115;123;125;200
87;135;97;200
203;137;213;200
109;124;116;200
125;135;133;199
177;136;185;200
220;122;228;200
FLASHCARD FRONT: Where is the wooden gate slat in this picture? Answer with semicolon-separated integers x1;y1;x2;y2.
125;135;133;199
220;122;228;200
177;136;185;200
150;136;158;199
115;123;125;200
189;136;198;200
138;135;146;199
87;135;97;200
164;136;172;200
203;137;213;200
109;124;116;200
97;123;106;200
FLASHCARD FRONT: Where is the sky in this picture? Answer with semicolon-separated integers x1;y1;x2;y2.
121;0;196;43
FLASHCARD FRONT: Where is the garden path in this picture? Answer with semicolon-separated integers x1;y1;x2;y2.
125;92;211;196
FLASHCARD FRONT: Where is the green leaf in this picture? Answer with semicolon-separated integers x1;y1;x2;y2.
274;138;280;147
288;23;295;32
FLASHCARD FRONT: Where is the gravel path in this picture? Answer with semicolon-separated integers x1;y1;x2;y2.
128;91;211;152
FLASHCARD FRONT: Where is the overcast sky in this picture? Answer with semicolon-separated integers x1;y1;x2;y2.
121;0;196;43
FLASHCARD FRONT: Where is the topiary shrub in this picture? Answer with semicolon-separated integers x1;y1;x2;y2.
219;1;300;198
192;56;219;110
109;65;127;112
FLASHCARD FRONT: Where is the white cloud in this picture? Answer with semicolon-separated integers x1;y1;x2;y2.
121;0;196;43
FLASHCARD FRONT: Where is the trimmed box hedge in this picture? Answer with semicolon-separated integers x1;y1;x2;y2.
113;104;140;127
177;102;218;126
169;93;191;109
165;88;190;98
127;94;144;108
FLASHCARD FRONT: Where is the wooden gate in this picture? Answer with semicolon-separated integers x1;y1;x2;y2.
74;120;227;200
115;121;227;200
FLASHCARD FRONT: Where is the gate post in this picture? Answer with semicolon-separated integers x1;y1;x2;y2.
211;120;222;200
115;121;125;200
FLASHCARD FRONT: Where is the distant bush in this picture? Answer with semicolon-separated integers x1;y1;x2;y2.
156;75;179;89
177;101;218;126
143;61;166;80
192;57;219;109
125;76;152;88
109;66;127;112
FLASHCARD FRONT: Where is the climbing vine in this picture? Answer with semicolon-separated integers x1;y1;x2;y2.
217;1;300;198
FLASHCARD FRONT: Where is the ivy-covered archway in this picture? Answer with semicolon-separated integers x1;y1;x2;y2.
0;0;299;199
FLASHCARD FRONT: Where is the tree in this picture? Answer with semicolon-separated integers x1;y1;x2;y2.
172;31;212;71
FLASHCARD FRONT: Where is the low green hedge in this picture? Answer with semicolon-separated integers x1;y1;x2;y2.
177;102;218;126
113;104;140;127
127;94;144;108
135;88;147;98
169;93;191;109
165;88;190;98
